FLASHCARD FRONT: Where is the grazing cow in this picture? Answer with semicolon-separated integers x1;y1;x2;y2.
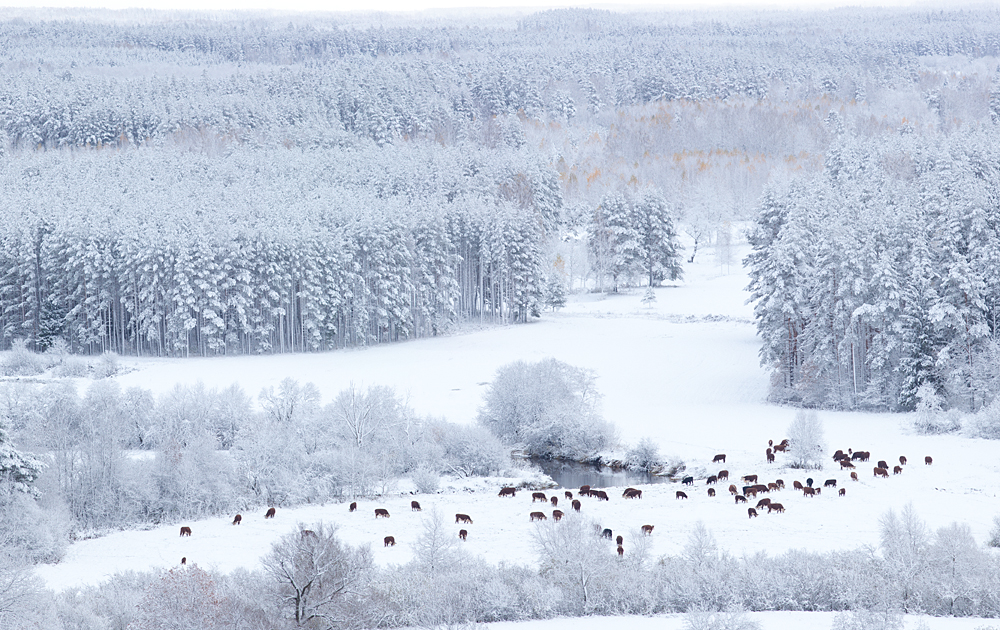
572;499;581;512
301;530;316;538
874;467;889;478
180;526;192;537
594;490;609;501
459;529;468;541
553;510;564;522
682;476;694;486
181;557;186;565
616;535;624;545
530;512;547;521
748;508;758;518
601;528;613;539
735;495;747;504
499;487;517;498
349;502;357;512
802;487;816;497
532;492;547;503
411;501;422;511
877;460;889;471
767;482;778;492
767;451;775;464
706;475;718;485
839;488;846;497
752;484;769;494
899;456;907;466
455;514;473;524
641;525;654;535
676;491;688;500
840;459;856;469
824;479;837;488
850;472;858;481
815;488;822;495
375;508;390;518
775;479;785;489
384;536;395;547
773;443;787;452
579;485;591;496
232;514;242;525
565;491;573;500
728;484;738;495
617;545;624;557
893;466;902;475
859;451;871;462
551;496;559;507
806;478;814;487
623;488;642;499
793;481;804;490
713;454;727;463
756;498;771;509
767;503;785;513
265;507;276;519
925;456;933;465
742;474;758;484
779;439;790;447
707;488;716;497
744;488;758;498
766;447;772;455
833;449;845;461
718;470;729;481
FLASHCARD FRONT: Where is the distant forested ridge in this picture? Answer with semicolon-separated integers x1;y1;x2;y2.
2;7;999;356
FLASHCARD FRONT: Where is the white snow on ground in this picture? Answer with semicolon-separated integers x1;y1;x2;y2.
489;613;999;630
34;245;1000;630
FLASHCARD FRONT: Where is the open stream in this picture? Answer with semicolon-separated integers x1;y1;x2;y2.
528;457;673;490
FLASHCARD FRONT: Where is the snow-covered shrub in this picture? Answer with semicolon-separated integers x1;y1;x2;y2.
683;607;761;630
625;437;661;470
53;355;89;378
411;467;440;494
786;411;826;469
1;339;46;376
831;609;904;630
434;422;510;477
92;352;119;379
912;384;962;434
478;359;615;459
989;515;1000;548
970;398;1000;440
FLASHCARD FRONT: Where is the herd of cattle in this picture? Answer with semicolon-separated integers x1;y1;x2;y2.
173;440;935;563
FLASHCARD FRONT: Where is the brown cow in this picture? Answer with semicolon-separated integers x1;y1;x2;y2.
899;456;907;466
744;488;758;498
375;508;390;518
833;449;845;461
532;492;547;503
707;488;716;497
459;529;467;540
530;511;547;521
623;488;642;499
752;484;769;494
565;491;573;500
617;545;624;557
767;503;785;513
756;498;771;509
595;490;610;501
925;456;933;465
767;451;775;464
499;487;517;498
893;465;902;475
349;502;357;512
706;475;718;485
718;470;729;481
874;467;889;478
824;479;837;488
773;443;787;452
572;499;581;512
553;510;564;521
840;459;856;469
850;472;858;481
728;484;738;495
579;485;591;496
767;482;778;492
802;487;816;497
616;534;623;545
232;514;242;525
735;495;747;504
180;526;192;536
265;507;276;519
713;454;726;463
676;491;688;499
456;514;473;524
775;479;785;489
551;496;558;507
384;536;395;547
743;474;758;484
641;524;654;535
877;460;889;470
411;501;422;511
839;488;846;496
748;508;758;518
793;481;804;490
181;557;186;565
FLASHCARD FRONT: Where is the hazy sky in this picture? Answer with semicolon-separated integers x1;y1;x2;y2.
0;0;945;13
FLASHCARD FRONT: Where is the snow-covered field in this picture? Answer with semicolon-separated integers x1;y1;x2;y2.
35;245;1000;630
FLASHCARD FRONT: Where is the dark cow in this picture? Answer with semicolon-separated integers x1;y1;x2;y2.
623;488;642;499
824;479;837;488
499;487;517;498
530;512;547;521
232;514;242;525
601;528;613;539
459;529;468;540
349;502;357;512
899;456;907;466
565;491;573;500
265;507;276;519
775;479;785;489
707;488;716;497
641;524;654;535
756;498;771;509
833;449;845;461
839;488;846;496
553;510;564;521
718;470;729;481
579;485;591;496
877;460;889;471
455;514;473;524
893;465;903;475
713;454;726;463
181;557;186;565
793;481;804;490
802;487;816;497
682;476;694;486
748;508;758;518
767;451;775;464
874;467;889;478
616;535;623;545
742;474;758;484
767;503;785;513
594;490;609;501
706;475;718;485
375;508;390;518
744;487;758;498
806;478;814;487
384;536;395;547
551;496;558;507
572;499;581;512
728;484;738;495
411;501;422;511
840;459;856;469
617;545;624;557
180;526;192;536
925;456;933;465
676;491;688;499
532;492;547;503
735;495;747;504
773;443;787;452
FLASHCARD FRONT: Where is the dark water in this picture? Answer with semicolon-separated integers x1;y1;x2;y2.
528;457;672;490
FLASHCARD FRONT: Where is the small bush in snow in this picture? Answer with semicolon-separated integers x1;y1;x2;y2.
683;607;760;630
988;515;1000;549
912;386;962;434
1;339;47;376
92;352;120;379
53;355;89;378
786;410;826;469
411;467;440;494
832;609;904;630
625;437;661;470
970;398;1000;440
